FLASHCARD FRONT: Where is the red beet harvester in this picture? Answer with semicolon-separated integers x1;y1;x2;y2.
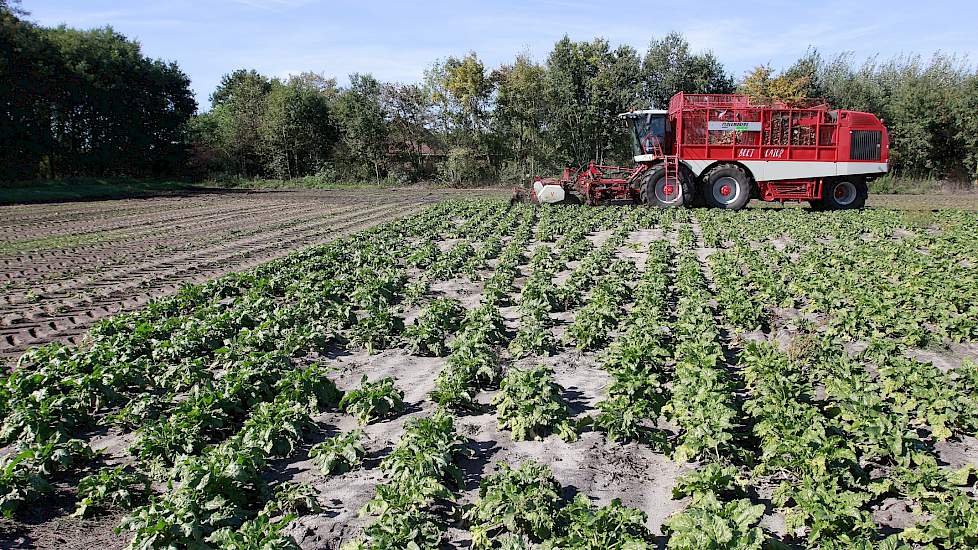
515;93;889;210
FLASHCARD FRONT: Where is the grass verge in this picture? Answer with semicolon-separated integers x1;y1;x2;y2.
869;174;977;194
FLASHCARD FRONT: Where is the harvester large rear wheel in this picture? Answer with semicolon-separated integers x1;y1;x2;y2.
820;179;867;210
702;165;751;210
640;167;687;208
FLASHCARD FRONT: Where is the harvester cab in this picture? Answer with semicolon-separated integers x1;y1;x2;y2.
621;109;668;159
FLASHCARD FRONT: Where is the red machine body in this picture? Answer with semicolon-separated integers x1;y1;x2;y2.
522;92;889;210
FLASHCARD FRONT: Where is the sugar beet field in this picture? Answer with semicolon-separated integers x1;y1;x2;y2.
2;196;978;550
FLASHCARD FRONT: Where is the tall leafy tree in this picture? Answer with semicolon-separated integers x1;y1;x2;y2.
45;26;195;176
1;11;195;179
642;32;733;108
492;53;551;181
955;74;978;180
545;37;642;167
334;73;387;181
426;53;495;183
383;82;435;179
738;64;812;100
209;69;272;176
259;78;336;179
0;7;60;179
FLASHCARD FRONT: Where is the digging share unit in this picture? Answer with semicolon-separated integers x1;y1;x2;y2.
515;93;889;210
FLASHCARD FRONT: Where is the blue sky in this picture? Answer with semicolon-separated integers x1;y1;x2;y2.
22;0;977;111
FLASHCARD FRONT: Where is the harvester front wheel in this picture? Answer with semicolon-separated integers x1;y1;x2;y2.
703;165;750;210
640;168;686;208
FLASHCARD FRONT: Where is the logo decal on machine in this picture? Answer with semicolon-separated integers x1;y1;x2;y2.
765;149;785;158
709;121;763;132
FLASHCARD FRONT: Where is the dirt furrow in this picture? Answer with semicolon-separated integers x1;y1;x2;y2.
0;202;359;277
1;202;396;310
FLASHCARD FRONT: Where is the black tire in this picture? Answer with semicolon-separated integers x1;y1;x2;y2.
639;167;688;208
562;192;582;205
822;179;868;210
702;165;751;210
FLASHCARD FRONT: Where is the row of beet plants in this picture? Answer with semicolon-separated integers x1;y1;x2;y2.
699;208;978;346
665;228;739;462
739;340;891;548
0;230;396;516
593;241;672;445
126;229;413;479
466;460;656;549
121;365;343;548
403;201;516;303
805;339;978;549
862;339;978;441
558;217;641;351
510;206;612;358
343;410;469;549
428;207;535;409
508;245;564;358
741;337;978;549
654;228;771;548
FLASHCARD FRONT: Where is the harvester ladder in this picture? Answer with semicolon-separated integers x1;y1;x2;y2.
649;138;681;188
664;155;679;185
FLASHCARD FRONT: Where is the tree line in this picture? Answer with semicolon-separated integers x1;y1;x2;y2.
2;1;977;184
0;2;196;180
187;35;733;185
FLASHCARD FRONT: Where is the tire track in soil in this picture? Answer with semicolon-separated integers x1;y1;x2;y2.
0;194;294;239
0;199;283;241
0;200;323;268
0;202;360;284
1;202;390;310
1;203;421;355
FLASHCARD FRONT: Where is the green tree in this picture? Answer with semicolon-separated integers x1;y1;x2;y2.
955;74;978;181
259;78;337;179
812;52;977;179
383;82;435;180
426;52;495;183
0;8;60;179
738;64;811;101
492;53;551;182
442;53;493;138
545;37;643;167
782;48;824;99
45;26;195;175
0;0;26;16
185;109;230;177
209;69;272;176
642;32;733;108
1;14;195;180
334;73;387;181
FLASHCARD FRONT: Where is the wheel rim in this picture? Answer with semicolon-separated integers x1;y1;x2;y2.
833;181;857;205
712;176;741;205
654;177;682;204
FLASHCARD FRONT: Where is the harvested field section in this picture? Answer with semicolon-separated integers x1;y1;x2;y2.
0;188;501;357
1;200;977;550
